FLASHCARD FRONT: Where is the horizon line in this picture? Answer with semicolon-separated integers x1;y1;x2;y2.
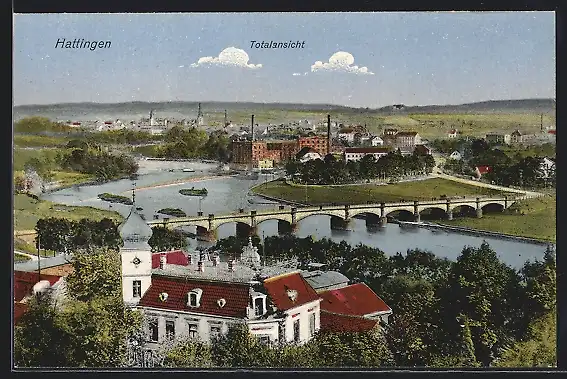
13;97;556;110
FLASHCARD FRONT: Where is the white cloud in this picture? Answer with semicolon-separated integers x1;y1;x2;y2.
310;51;374;75
190;47;262;69
178;65;185;68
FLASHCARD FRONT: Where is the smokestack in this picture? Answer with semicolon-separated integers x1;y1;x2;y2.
159;254;166;269
197;260;204;272
541;113;543;132
327;114;331;155
251;115;255;141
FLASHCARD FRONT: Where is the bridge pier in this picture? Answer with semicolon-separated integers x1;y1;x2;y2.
277;220;296;235
476;208;483;218
414;213;421;223
330;216;350;231
196;226;217;242
447;210;453;221
380;217;388;227
365;214;382;228
236;223;257;239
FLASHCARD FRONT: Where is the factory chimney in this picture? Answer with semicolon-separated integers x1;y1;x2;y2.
251;115;255;141
540;113;543;132
224;110;228;127
327;114;331;155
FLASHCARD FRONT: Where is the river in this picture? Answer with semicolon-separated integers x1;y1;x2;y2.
41;160;552;270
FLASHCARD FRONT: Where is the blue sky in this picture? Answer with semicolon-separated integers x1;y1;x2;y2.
13;12;555;108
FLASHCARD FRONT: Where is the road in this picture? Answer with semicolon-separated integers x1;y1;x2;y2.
430;173;544;198
431;153;544;198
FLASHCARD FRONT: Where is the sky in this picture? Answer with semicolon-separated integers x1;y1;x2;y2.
13;12;555;108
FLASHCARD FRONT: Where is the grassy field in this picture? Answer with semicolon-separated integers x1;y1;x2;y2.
13;193;123;232
13;147;62;171
14;134;69;148
437;195;556;243
204;110;555;140
15;253;31;263
252;178;514;205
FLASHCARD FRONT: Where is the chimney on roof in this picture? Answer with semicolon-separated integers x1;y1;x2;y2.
251;115;255;142
159;254;166;270
327;115;331;155
197;260;204;272
228;259;235;271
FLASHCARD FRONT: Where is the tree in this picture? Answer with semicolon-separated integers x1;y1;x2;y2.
210;323;269;367
493;309;556;368
441;242;523;366
313;330;395;367
14;248;142;368
159;337;214;368
148;226;188;252
65;249;121;302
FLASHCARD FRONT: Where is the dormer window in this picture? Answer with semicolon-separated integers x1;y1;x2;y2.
251;294;267;316
187;288;203;308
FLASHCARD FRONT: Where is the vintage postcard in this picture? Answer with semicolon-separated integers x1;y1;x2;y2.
13;12;556;369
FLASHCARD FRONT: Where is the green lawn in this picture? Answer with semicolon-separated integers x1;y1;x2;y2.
15;253;31;263
13;147;63;171
14;193;123;232
14;134;69;148
252;178;514;205
437;195;556;243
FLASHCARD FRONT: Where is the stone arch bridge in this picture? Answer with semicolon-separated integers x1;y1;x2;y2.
147;196;521;241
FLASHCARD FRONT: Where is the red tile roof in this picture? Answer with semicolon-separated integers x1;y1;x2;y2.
476;165;491;174
263;272;320;311
320;311;379;333
319;283;391;316
14;302;28;325
152;250;189;268
548;130;556;135
138;275;250;318
14;271;62;302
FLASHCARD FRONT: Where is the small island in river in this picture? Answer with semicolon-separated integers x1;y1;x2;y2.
157;208;187;217
97;193;133;205
179;187;208;196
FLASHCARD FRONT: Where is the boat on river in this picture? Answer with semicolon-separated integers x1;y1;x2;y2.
182;168;196;173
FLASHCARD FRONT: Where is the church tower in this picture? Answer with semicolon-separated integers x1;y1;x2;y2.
119;187;153;307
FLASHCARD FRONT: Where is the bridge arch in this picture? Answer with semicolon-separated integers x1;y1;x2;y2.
481;202;505;213
450;204;477;216
418;206;448;221
349;208;382;219
295;212;346;223
213;219;252;230
418;206;446;215
255;214;293;226
384;209;415;221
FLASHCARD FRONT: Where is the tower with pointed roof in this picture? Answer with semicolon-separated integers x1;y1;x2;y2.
240;237;261;268
119;185;153;307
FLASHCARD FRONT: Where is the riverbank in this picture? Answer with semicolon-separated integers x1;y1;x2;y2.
251;178;515;205
412;221;552;245
118;174;233;194
14;193;123;232
435;195;556;243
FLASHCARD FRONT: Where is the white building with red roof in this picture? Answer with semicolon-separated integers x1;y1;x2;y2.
119;201;323;346
118;199;392;347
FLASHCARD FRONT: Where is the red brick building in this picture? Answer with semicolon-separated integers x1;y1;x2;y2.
231;136;329;166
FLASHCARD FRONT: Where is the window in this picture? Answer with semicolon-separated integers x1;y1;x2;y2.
210;325;221;339
165;320;175;340
293;319;300;342
254;296;265;316
133;280;141;298
189;293;198;307
188;323;198;338
148;319;158;342
309;313;316;337
259;336;270;344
